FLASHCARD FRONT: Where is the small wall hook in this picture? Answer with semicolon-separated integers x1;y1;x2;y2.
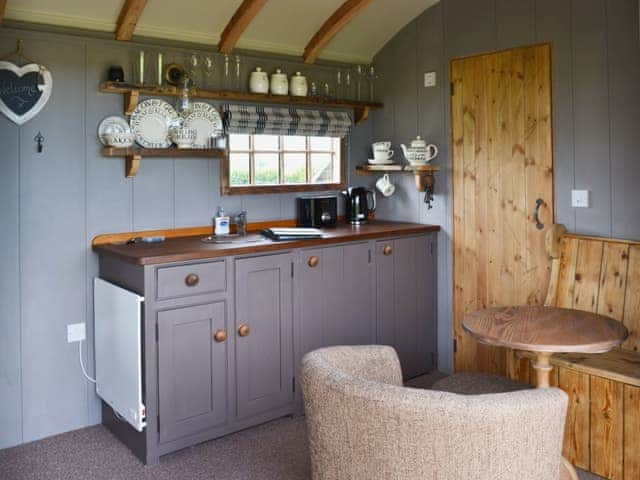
34;132;44;153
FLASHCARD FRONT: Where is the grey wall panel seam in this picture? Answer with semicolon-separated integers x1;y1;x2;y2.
569;0;577;229
18;107;24;445
83;40;91;427
605;0;613;237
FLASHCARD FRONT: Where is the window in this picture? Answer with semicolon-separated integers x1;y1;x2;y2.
222;134;345;194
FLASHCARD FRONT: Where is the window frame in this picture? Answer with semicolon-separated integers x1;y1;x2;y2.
221;134;347;195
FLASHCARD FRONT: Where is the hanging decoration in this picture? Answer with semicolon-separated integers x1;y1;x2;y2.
0;40;53;125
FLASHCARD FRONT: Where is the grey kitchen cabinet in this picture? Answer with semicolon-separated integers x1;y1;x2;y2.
157;302;229;443
297;242;375;364
235;253;294;419
376;235;436;379
96;225;438;465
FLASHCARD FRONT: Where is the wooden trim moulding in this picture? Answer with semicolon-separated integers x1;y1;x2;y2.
218;0;269;54
115;0;148;41
92;219;299;247
303;0;373;64
0;0;7;26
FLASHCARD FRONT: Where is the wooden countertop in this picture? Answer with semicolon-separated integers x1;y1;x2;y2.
94;221;440;265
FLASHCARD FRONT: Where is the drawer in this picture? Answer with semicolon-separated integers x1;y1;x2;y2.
157;261;226;300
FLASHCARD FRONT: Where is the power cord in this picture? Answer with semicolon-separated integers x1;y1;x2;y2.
78;340;96;384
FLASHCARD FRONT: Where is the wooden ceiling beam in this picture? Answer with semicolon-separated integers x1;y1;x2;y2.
0;0;7;26
303;0;373;64
115;0;148;41
218;0;269;54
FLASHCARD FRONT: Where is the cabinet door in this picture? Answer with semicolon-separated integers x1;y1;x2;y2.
157;302;228;443
299;243;374;360
235;253;293;419
376;235;436;379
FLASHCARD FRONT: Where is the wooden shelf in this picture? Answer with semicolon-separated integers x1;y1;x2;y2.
100;81;382;124
355;164;440;174
101;147;226;178
356;163;440;208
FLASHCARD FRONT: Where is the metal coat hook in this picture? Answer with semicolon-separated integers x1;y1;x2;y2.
34;132;44;153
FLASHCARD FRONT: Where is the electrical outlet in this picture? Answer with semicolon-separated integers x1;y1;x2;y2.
571;190;590;208
67;323;86;343
424;72;437;87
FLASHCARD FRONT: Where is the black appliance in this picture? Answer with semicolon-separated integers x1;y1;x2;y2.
297;195;338;228
342;187;376;225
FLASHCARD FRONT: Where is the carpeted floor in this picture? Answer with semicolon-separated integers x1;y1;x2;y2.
0;373;604;480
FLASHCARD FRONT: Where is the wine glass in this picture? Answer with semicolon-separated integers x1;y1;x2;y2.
203;55;215;89
188;53;200;87
367;65;378;102
222;54;231;90
355;65;364;101
234;55;242;91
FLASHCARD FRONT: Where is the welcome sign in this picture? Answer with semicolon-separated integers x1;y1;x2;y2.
0;61;52;125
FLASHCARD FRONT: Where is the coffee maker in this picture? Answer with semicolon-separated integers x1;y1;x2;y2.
342;187;376;225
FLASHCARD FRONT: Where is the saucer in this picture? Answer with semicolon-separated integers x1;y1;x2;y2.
368;158;394;165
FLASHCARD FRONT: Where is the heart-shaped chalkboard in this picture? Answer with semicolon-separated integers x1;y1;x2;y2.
0;61;52;125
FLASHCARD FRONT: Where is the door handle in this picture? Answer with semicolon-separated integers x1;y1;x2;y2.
308;256;319;267
534;198;545;230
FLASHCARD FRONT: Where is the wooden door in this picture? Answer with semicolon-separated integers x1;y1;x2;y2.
451;44;554;374
376;234;436;378
235;253;294;419
157;302;228;443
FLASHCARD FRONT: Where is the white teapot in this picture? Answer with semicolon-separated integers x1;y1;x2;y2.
400;136;438;165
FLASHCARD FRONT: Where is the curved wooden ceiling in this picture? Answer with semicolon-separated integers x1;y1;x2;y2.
2;0;439;63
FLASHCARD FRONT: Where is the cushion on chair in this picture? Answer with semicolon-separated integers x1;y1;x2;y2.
431;372;532;395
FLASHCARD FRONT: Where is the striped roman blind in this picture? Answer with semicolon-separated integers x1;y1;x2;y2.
222;104;352;137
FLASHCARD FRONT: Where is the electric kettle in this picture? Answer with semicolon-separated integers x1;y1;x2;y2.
342;187;376;225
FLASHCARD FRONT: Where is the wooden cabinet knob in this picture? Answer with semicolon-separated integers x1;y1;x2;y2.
308;256;319;268
383;245;393;256
238;324;251;337
213;329;228;343
185;273;200;287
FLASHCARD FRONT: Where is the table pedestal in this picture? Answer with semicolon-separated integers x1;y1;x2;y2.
532;351;579;480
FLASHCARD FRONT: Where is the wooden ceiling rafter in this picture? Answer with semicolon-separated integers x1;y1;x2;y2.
218;0;269;54
115;0;148;41
0;0;7;26
303;0;373;64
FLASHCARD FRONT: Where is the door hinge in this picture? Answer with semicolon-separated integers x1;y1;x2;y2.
450;81;455;96
157;415;160;433
291;262;294;278
155;323;159;343
368;249;372;263
453;338;458;353
292;377;296;393
430;241;434;255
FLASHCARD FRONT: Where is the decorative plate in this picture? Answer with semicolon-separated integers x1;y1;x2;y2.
182;102;223;148
98;115;131;145
130;99;179;148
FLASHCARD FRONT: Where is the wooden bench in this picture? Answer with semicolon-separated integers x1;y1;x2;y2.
508;224;640;480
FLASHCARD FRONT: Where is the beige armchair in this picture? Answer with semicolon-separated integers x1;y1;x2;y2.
300;345;569;480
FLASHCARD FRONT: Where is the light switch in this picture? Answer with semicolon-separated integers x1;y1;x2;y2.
571;190;590;208
67;323;86;343
424;72;437;87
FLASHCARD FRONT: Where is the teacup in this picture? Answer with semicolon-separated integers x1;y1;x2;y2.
372;141;391;151
373;149;394;161
376;174;395;197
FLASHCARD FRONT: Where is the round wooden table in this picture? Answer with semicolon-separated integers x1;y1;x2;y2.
462;305;629;480
463;305;628;387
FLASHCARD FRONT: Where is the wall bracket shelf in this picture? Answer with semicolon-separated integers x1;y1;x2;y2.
100;81;382;124
101;147;226;178
356;164;440;208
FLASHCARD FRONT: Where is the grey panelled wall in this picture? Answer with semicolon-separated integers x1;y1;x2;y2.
0;28;371;449
366;0;640;373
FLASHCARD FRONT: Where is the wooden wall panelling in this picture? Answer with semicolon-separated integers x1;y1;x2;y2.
0;94;21;448
571;0;611;236
555;237;579;308
535;0;575;231
572;240;604;313
494;0;535;50
596;243;630;322
590;376;624;480
607;0;640;240
624;384;640;480
559;367;590;470
622;245;640;352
